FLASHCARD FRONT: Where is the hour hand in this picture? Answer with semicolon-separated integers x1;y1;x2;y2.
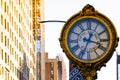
83;33;93;42
90;40;100;44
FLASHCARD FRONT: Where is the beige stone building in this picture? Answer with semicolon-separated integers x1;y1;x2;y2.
0;0;67;80
0;0;44;80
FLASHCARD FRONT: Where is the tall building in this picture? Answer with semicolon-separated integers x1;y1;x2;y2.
0;0;44;80
45;53;66;80
61;58;66;80
45;53;58;80
33;0;45;80
58;56;66;80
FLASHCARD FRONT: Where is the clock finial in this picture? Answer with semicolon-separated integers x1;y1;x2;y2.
80;4;96;16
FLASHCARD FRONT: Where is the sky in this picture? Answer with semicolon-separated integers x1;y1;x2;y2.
44;0;120;80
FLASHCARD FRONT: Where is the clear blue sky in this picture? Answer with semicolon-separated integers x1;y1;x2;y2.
44;0;120;80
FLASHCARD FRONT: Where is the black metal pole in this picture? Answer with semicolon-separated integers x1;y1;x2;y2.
39;20;66;23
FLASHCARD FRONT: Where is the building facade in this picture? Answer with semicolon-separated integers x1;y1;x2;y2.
0;0;44;80
45;53;58;80
58;56;66;80
61;58;66;80
45;53;66;80
34;0;45;80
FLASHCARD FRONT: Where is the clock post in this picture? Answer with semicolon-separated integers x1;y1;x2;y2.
59;4;119;80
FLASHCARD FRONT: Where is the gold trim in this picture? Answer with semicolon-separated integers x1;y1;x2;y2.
67;17;114;63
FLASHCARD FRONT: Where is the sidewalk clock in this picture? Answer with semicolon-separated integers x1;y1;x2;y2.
59;4;119;80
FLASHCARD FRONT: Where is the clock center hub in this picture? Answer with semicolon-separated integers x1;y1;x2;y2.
78;30;100;53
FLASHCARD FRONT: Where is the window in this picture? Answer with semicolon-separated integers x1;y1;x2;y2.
4;2;6;12
5;19;6;29
7;5;9;14
2;67;4;75
7;22;9;32
12;63;14;72
0;0;3;7
12;17;13;25
7;39;9;48
19;57;21;66
12;32;13;41
7;55;9;65
5;69;7;79
0;64;1;75
1;50;3;60
19;14;21;22
5;68;10;80
19;0;20;5
5;52;7;63
1;32;3;42
10;61;12;70
1;15;3;25
5;36;7;46
10;29;11;38
0;49;1;58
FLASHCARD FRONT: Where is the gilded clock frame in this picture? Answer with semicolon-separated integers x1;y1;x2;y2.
59;4;118;69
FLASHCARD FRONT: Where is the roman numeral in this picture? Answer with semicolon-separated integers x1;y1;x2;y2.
98;30;106;35
98;45;106;51
94;23;99;31
94;50;100;57
69;39;78;43
79;49;86;59
78;24;85;31
87;52;91;60
87;21;91;30
100;39;109;42
72;31;79;36
71;45;80;53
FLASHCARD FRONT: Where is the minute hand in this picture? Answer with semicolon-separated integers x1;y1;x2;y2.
82;33;93;53
79;33;93;58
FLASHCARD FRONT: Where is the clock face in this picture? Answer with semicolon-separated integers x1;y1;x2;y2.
67;18;110;61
